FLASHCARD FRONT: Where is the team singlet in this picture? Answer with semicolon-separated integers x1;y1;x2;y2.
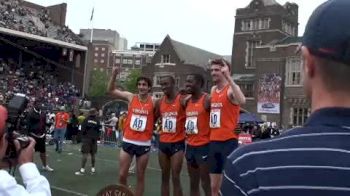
124;95;154;142
185;94;210;146
210;85;240;141
159;94;186;143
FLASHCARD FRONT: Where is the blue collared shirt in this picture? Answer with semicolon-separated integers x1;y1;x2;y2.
221;107;350;196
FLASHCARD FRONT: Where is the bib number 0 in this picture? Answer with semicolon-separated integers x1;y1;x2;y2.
130;114;147;132
210;109;221;128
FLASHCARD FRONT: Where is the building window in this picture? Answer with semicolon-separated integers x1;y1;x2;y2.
127;59;133;64
100;59;105;63
245;40;261;68
154;75;162;86
102;48;106;51
122;59;128;64
282;20;295;36
161;54;170;64
135;60;141;65
262;18;270;29
291;107;310;126
241;18;270;31
286;57;303;86
94;53;98;57
95;47;99;51
94;59;98;63
116;58;120;64
241;83;254;98
101;53;105;57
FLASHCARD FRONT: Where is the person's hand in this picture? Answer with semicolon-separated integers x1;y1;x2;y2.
14;137;36;166
221;60;231;79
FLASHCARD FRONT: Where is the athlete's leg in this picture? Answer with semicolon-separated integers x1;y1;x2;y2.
119;149;133;185
159;150;171;196
134;152;150;196
170;150;184;196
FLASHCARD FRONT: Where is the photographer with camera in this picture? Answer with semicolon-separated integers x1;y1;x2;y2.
27;100;54;172
0;105;51;195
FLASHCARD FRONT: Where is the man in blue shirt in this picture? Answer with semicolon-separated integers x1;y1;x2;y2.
221;0;350;196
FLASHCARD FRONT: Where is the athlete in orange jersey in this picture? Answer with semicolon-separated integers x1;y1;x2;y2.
184;74;211;196
108;67;155;196
209;59;246;196
156;75;187;196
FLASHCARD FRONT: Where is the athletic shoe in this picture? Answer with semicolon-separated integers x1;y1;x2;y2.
42;165;54;172
75;168;85;175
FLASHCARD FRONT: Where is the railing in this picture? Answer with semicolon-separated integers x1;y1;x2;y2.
100;123;120;146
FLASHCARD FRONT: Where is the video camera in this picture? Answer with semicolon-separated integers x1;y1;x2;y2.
4;94;30;159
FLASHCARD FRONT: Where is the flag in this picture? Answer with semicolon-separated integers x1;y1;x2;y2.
90;7;94;21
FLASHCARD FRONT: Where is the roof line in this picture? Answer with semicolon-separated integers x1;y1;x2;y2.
0;27;87;51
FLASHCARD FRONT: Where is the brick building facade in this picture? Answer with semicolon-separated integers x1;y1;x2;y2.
142;35;221;98
232;0;308;128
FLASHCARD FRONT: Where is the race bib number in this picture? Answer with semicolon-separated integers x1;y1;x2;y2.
130;114;147;132
185;117;198;134
210;109;221;128
162;117;177;133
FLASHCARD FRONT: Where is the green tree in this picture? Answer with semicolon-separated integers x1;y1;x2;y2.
89;68;108;97
124;69;141;93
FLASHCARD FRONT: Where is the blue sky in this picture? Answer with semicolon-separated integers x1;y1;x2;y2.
27;0;327;55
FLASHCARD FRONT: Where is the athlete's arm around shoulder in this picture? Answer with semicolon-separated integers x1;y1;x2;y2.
152;97;161;121
180;94;191;109
107;67;134;103
221;62;246;105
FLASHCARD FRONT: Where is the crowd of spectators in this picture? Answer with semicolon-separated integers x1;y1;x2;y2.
0;0;84;45
0;57;80;111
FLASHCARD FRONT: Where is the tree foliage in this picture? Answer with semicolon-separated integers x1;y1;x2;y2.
89;68;108;97
124;69;141;93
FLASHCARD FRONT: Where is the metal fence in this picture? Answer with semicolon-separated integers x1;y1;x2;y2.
100;124;120;146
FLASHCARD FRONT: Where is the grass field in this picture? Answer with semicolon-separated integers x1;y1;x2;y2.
30;143;191;196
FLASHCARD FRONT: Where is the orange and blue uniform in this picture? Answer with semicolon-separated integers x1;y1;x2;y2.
159;94;186;157
209;85;240;174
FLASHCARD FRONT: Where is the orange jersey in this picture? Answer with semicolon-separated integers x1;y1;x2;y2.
159;94;186;143
124;95;154;142
185;94;210;146
210;85;240;141
55;112;69;129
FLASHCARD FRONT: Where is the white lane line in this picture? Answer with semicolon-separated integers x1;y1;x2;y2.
15;176;87;196
46;148;162;172
51;185;88;196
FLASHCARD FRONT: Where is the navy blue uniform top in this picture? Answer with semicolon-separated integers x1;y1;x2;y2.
81;115;101;140
221;108;350;196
